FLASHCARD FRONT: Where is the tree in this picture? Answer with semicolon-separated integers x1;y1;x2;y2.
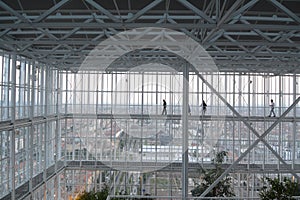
259;176;298;200
191;151;235;197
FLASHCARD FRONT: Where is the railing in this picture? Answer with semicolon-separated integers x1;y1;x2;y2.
106;195;262;200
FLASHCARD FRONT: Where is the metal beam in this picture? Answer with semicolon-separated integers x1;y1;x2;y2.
33;0;71;23
4;39;300;48
0;1;29;23
125;0;163;23
182;64;189;199
85;0;121;22
269;0;300;24
2;22;300;31
176;0;215;24
203;0;243;43
230;0;259;20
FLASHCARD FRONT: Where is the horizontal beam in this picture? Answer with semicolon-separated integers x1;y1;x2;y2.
3;40;300;48
65;113;300;122
0;14;295;23
66;160;300;174
1;22;300;31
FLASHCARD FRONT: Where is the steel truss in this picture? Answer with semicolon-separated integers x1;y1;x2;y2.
0;0;300;199
0;0;299;73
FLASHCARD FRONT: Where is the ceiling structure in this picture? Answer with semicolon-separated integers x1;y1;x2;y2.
0;0;299;74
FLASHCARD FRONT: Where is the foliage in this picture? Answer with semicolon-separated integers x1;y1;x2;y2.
259;176;298;200
191;151;235;197
75;183;154;200
76;184;109;200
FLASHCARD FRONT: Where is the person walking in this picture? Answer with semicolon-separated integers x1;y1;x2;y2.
202;100;207;115
162;99;167;115
268;99;276;117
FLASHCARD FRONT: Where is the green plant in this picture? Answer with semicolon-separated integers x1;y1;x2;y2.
76;184;109;200
191;151;235;197
259;176;298;200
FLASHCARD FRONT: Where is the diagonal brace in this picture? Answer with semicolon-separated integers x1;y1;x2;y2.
200;96;300;197
33;0;71;23
269;0;300;24
126;0;163;23
85;0;121;22
189;65;300;196
176;0;215;24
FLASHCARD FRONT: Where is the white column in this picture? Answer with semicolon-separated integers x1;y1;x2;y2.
182;63;189;199
29;61;35;199
10;53;17;200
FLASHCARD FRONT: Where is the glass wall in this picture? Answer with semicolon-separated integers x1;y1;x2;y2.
59;70;300;199
0;52;61;199
0;50;300;199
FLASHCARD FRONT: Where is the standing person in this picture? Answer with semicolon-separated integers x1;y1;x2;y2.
268;99;276;117
188;104;191;115
202;100;207;115
162;99;167;115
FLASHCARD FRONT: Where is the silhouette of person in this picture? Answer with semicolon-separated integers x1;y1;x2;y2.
188;104;191;115
202;100;207;115
162;99;167;115
268;99;276;117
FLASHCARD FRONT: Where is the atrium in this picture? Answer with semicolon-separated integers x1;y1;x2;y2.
0;0;300;199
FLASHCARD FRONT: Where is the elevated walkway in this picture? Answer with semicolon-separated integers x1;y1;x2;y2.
66;160;300;174
2;160;299;200
1;113;298;131
66;113;300;122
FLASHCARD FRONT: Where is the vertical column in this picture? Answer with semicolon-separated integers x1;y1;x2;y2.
29;61;35;199
224;73;228;159
292;74;297;169
156;73;158;115
247;75;251;166
10;53;17;200
25;61;30;184
95;73;99;161
141;73;145;163
1;52;6;120
64;71;68;164
278;76;282;168
238;74;242;160
100;74;104;159
72;73;76;160
0;53;2;194
19;61;26;118
232;73;236;164
263;74;268;169
55;69;60;167
182;63;189;199
55;69;60;200
40;66;45;116
101;73;104;113
43;66;50;199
